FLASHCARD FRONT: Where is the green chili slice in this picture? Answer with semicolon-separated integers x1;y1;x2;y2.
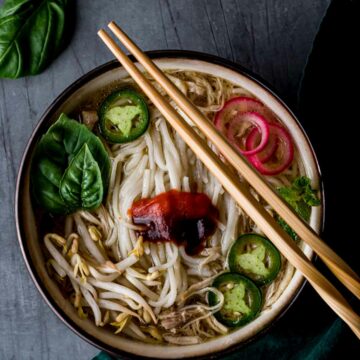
228;234;281;285
208;273;262;327
99;88;149;143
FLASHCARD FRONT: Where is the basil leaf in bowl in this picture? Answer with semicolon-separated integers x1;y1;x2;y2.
60;143;104;210
0;0;72;79
33;156;71;214
31;113;110;214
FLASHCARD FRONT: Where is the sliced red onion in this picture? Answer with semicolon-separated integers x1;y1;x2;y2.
227;112;269;155
245;127;278;163
213;96;293;175
247;123;294;175
214;96;276;132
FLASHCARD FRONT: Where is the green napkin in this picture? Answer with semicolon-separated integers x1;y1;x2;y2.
93;0;359;358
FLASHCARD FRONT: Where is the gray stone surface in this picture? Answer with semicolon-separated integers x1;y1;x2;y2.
0;0;329;359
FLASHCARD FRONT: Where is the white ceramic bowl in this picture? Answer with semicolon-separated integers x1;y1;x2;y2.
15;51;323;359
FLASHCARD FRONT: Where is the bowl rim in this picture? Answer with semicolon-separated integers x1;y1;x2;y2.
15;50;325;360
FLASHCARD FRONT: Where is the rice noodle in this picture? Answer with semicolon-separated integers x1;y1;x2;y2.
148;243;178;273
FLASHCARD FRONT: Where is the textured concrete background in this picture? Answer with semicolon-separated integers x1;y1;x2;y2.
0;0;330;359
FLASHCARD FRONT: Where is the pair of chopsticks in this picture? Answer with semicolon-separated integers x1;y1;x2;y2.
98;22;360;337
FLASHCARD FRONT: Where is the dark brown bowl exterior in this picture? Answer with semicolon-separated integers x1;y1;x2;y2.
15;50;324;360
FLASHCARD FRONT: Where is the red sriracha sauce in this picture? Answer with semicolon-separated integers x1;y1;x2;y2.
129;190;219;255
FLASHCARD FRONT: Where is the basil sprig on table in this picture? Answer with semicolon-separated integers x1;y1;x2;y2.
31;113;110;214
0;0;71;79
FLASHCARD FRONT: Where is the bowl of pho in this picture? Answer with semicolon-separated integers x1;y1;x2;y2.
15;51;323;359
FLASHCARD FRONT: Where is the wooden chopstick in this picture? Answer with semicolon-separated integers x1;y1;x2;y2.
97;28;360;338
107;20;360;301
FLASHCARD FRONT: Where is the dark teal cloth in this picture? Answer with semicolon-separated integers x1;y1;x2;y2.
94;0;359;358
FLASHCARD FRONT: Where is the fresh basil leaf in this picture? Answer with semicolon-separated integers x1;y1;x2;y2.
60;144;103;210
277;176;320;240
33;156;71;213
0;0;72;79
39;113;110;190
31;113;110;214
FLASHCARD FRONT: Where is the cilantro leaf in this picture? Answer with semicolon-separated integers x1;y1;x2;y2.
276;176;320;240
277;217;298;240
